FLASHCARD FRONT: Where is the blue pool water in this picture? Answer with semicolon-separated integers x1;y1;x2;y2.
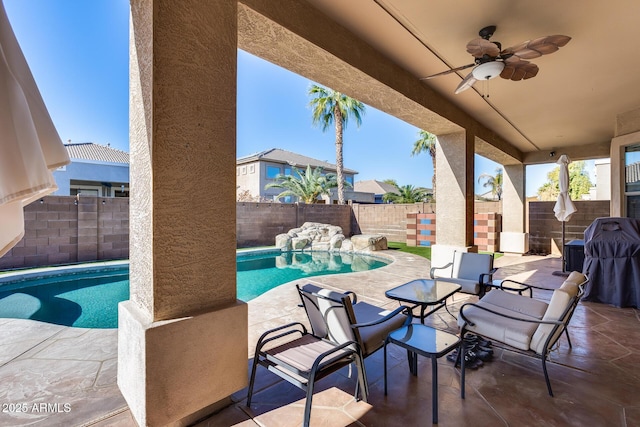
0;251;389;328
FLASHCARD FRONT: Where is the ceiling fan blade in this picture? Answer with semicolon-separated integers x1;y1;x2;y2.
454;72;477;94
420;63;475;80
466;38;500;58
500;60;539;81
502;35;571;60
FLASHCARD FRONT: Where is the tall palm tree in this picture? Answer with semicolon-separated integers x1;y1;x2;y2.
308;85;365;205
382;184;429;204
411;130;437;200
478;167;504;200
265;165;342;204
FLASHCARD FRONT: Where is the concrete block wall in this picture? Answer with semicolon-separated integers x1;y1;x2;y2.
474;212;501;252
236;202;352;248
406;213;436;247
528;200;610;254
0;196;129;269
351;203;435;243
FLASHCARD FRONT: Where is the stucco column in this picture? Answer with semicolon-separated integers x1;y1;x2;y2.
119;1;247;426
432;131;475;265
500;164;529;254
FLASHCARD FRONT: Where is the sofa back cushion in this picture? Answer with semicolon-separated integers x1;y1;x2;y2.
529;288;574;354
453;252;492;281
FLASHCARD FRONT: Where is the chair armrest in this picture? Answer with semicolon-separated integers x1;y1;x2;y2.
459;303;564;328
430;262;453;279
344;290;358;304
256;322;308;351
479;267;498;285
313;339;361;371
351;305;413;329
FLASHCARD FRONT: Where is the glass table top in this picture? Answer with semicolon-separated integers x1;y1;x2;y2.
385;279;461;304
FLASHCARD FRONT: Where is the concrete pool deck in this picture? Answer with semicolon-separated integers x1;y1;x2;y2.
1;250;639;426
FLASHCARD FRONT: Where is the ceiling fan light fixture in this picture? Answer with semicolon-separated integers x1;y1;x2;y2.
472;61;505;80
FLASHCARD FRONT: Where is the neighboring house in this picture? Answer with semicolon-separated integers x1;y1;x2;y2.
354;180;398;203
236;148;366;203
52;142;129;197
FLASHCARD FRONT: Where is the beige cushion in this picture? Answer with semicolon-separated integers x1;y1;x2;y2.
352;302;406;356
565;271;587;286
266;334;352;379
437;277;479;294
453;252;492;281
480;290;548;319
530;289;573;354
559;281;579;298
458;300;539;350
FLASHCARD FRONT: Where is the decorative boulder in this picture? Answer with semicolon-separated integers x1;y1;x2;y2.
275;233;292;251
351;234;388;252
274;222;387;253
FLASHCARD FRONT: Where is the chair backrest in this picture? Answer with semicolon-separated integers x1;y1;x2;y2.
529;272;588;354
297;284;356;345
452;252;493;281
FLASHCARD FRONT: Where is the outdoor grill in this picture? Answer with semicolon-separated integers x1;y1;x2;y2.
582;217;640;308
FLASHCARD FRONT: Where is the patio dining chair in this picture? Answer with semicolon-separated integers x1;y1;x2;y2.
247;319;367;427
297;283;412;396
457;271;588;397
430;250;497;297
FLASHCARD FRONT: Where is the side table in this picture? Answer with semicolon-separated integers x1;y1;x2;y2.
384;324;461;424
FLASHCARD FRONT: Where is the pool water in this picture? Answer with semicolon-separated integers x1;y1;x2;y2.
0;251;389;328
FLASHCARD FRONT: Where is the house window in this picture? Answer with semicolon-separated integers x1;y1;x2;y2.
625;144;640;218
249;164;255;174
345;176;354;185
284;166;292;176
241;166;247;175
266;166;281;179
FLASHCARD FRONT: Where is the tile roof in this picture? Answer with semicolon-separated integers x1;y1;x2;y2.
65;143;129;164
354;180;397;194
237;148;357;174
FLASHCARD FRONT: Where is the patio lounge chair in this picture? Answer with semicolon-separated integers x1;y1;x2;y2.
297;283;412;396
430;251;497;297
247;307;368;426
457;271;588;397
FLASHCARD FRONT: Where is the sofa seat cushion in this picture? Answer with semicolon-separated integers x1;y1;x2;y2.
437;277;479;295
458;300;539;351
481;289;548;319
352;302;407;355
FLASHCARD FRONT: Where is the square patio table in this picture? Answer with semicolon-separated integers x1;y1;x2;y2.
383;324;462;424
385;279;461;323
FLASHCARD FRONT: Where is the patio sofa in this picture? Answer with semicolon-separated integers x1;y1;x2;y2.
457;271;588;397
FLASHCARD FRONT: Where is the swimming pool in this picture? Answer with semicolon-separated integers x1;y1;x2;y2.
0;250;389;328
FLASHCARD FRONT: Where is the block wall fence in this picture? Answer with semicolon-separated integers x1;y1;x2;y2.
528;200;610;254
0;197;612;269
0;196;129;269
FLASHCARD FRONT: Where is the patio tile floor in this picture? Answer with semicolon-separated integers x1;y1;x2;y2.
1;251;639;426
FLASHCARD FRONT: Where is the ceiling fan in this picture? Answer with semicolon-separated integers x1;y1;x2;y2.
421;25;571;94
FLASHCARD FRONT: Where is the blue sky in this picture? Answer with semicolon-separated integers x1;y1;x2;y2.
5;0;584;196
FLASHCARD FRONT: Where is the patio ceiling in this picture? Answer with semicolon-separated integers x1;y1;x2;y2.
241;0;640;165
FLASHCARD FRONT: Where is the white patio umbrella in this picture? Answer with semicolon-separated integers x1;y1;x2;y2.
553;154;577;273
0;1;69;257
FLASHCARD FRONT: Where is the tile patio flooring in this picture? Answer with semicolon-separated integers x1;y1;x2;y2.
1;251;639;426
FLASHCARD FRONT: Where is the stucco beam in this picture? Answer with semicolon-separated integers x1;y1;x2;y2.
522;141;610;165
238;0;520;161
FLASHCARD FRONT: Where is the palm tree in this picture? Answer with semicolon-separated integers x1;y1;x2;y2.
265;165;343;204
382;184;429;204
478;167;503;200
411;130;437;200
308;85;365;205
